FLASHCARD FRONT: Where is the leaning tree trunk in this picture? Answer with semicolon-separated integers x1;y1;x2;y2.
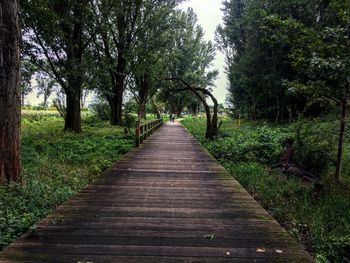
0;0;22;184
203;104;213;139
168;78;219;140
335;93;348;182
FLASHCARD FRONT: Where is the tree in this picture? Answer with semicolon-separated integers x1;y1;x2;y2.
36;72;57;107
21;0;92;132
89;0;180;124
81;89;90;109
0;0;21;184
216;0;316;121
217;0;350;182
169;78;219;139
89;0;144;125
287;2;350;182
159;9;218;118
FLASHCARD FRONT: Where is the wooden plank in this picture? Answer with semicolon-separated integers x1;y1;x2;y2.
4;244;312;260
0;254;306;263
0;122;314;262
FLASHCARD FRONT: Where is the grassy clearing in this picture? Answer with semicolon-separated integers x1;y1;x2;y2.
0;112;133;249
182;117;350;263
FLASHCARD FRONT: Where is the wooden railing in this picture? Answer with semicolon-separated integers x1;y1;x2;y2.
135;118;163;147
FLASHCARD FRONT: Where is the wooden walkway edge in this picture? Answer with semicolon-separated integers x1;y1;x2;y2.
0;122;314;262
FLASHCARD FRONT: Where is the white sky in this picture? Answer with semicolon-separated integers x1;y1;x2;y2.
180;0;227;104
26;0;228;106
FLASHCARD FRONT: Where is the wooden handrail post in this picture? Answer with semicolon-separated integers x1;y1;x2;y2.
135;118;163;148
135;120;140;147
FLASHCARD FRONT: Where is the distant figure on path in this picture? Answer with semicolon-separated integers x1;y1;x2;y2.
170;113;176;123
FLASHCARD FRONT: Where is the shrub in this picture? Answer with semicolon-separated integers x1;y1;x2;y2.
206;126;290;165
293;120;337;177
89;101;111;121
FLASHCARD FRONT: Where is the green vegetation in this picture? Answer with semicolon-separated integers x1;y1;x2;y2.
217;0;350;183
0;112;133;249
182;117;350;263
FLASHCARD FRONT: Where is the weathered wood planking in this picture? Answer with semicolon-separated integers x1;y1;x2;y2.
0;121;314;262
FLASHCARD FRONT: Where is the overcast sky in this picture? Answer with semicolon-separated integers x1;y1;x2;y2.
180;0;227;104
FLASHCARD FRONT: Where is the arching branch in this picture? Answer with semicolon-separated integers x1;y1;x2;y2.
166;77;218;139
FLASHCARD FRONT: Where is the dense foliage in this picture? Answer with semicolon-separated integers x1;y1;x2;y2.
216;0;349;181
216;0;350;121
0;112;133;249
183;117;350;263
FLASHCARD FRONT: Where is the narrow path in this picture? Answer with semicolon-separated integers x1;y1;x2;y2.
0;122;313;262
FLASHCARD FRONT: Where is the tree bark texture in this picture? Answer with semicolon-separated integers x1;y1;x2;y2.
109;53;126;126
64;88;82;132
110;84;124;126
0;0;21;184
63;14;84;132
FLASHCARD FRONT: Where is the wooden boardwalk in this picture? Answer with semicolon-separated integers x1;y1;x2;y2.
0;122;313;262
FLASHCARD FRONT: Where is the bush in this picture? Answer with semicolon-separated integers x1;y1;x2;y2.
124;113;136;128
89;101;111;121
292;120;337;177
208;126;290;164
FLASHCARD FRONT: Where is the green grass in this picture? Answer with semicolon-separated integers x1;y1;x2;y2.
182;117;350;263
0;112;133;249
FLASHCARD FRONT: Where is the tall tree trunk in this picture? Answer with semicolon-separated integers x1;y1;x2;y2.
64;88;82;132
335;94;348;182
62;6;84;132
137;74;149;119
43;93;48;107
138;102;147;119
81;90;88;109
110;54;126;126
190;105;198;116
176;105;183;117
151;97;161;119
275;95;280;124
110;85;123;125
0;0;21;184
211;97;219;138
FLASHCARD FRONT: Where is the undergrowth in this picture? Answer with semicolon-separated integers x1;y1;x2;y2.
0;113;133;249
182;117;350;263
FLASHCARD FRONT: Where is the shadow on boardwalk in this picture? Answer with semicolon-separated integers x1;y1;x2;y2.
0;122;314;262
